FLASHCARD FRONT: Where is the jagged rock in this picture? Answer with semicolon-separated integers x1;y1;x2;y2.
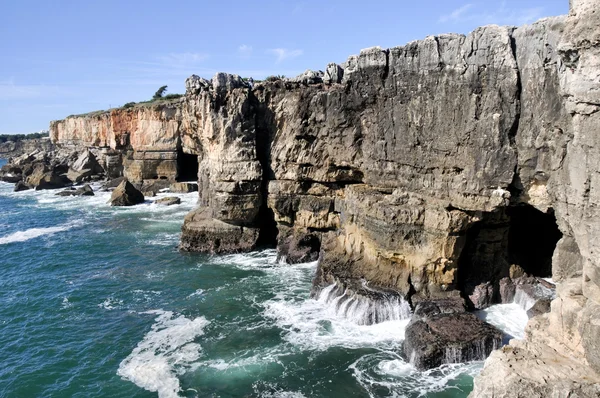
185;74;211;95
155;196;181;206
169;182;198;193
277;229;321;264
66;168;94;184
109;180;144;206
141;179;171;195
404;302;502;370
44;2;600;393
292;69;324;85
71;150;102;174
526;298;552;318
102;177;127;190
25;164;70;190
323;63;344;84
13;181;29;192
56;184;94;197
212;73;246;93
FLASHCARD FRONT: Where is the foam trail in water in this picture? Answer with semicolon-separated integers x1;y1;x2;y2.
0;221;81;245
117;310;210;398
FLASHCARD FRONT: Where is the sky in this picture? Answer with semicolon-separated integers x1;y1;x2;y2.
0;0;569;134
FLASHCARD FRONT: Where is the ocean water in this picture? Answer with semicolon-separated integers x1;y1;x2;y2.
0;159;529;398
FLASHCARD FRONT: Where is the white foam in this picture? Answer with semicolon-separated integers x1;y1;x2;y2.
477;303;529;340
117;310;210;398
98;297;124;310
0;220;81;245
350;351;482;397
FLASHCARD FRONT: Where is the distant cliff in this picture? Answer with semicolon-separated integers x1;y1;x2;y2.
48;0;600;395
0;137;53;158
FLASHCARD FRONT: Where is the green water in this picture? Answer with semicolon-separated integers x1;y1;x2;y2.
0;158;523;397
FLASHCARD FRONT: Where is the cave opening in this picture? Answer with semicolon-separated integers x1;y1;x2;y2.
176;148;199;182
457;204;562;308
506;205;562;278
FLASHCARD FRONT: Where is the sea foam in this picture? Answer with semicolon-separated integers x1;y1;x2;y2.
0;221;81;245
117;310;210;398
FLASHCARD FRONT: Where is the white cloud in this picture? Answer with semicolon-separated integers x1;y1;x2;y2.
439;4;474;23
267;48;303;63
439;1;544;26
238;44;253;57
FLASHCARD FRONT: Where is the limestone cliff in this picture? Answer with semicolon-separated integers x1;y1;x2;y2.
48;0;600;394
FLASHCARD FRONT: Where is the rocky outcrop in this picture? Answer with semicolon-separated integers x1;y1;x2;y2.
471;1;600;395
155;196;181;206
47;0;600;392
56;184;94;197
404;300;502;370
109;180;144;206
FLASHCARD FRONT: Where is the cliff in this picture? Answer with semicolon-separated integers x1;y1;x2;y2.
48;0;600;395
0;137;54;158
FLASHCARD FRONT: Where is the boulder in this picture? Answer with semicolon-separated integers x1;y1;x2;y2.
102;177;127;190
66;168;94;184
25;164;70;190
13;181;30;192
170;182;198;193
404;305;503;370
109;180;144;206
141;179;171;195
71;150;102;174
155;196;181;206
56;184;94;197
0;164;23;183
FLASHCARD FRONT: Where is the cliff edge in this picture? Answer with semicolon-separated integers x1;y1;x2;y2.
47;0;600;395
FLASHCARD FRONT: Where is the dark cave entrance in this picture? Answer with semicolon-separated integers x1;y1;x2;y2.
176;148;199;182
457;204;562;307
506;205;562;278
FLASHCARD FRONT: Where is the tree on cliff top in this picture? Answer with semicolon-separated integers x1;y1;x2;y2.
153;85;168;100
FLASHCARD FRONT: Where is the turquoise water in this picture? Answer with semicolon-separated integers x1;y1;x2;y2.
0;159;528;398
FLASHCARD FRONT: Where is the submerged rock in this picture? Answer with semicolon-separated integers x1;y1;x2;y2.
109;180;144;206
404;302;503;370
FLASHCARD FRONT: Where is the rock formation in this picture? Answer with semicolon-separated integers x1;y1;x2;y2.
109;180;144;206
44;0;600;393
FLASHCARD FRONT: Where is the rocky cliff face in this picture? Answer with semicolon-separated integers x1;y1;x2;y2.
49;0;600;394
0;138;54;158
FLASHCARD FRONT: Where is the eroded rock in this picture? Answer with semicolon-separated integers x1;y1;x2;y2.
109;180;144;206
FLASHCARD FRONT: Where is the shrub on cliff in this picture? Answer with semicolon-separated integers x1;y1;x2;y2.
122;102;136;109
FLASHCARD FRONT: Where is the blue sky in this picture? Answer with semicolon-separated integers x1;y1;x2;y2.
0;0;568;134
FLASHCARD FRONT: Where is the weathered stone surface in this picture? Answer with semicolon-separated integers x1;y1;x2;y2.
179;208;260;254
276;228;321;264
109;180;144;206
56;184;94;197
155;196;181;206
169;182;198;193
404;304;502;370
13;181;29;192
45;1;600;391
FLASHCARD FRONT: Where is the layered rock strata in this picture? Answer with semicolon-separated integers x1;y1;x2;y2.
48;0;600;393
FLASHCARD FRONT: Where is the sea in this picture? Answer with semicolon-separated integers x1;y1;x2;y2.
0;158;529;398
